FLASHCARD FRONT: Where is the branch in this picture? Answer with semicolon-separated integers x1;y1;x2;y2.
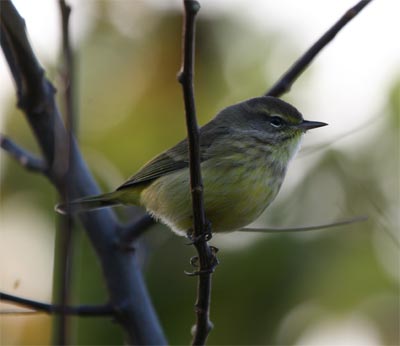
178;1;205;236
0;134;47;173
0;292;113;317
178;1;217;345
59;0;76;134
119;214;155;247
240;215;368;233
265;0;373;98
0;1;166;344
53;1;76;343
298;115;377;158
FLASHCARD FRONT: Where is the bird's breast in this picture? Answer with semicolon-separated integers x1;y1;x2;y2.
140;144;288;235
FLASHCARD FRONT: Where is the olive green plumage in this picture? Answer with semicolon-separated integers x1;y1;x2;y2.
56;96;326;236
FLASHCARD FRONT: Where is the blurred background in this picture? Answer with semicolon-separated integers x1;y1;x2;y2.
0;0;399;345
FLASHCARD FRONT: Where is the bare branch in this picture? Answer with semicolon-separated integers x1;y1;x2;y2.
178;1;217;344
0;134;47;173
0;292;114;317
265;0;373;98
240;215;368;233
178;2;205;235
0;1;166;344
119;214;155;246
59;0;76;134
54;1;76;343
0;310;41;315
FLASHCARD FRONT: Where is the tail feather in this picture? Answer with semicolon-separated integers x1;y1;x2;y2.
55;192;121;215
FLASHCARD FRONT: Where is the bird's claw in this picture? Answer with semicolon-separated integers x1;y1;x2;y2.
190;255;199;267
185;246;219;276
185;222;213;245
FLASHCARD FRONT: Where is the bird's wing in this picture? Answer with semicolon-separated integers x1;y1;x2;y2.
117;139;189;190
116;121;230;190
116;137;211;190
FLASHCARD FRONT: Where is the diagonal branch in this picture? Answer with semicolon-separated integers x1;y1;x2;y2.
119;214;156;246
240;215;368;233
0;1;166;344
0;134;47;173
0;292;114;317
265;0;373;98
178;1;217;345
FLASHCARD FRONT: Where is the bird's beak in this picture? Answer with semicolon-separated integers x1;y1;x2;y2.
298;120;328;132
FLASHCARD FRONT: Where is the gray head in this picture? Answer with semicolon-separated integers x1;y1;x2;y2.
213;96;327;145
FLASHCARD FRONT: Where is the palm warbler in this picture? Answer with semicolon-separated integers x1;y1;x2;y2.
56;96;327;236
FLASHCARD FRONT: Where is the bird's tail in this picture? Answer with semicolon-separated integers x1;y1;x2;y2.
55;191;123;215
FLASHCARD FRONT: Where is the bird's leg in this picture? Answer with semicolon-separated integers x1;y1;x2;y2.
185;247;219;276
185;220;213;245
188;245;219;267
185;221;219;275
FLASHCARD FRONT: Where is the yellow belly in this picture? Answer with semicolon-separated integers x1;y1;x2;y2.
140;156;283;236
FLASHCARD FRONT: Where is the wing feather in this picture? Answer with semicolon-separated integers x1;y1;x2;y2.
116;121;230;190
116;139;190;190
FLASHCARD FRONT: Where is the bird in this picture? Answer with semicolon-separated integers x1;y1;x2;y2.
56;96;327;237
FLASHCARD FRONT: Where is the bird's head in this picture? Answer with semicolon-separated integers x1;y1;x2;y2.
215;96;327;162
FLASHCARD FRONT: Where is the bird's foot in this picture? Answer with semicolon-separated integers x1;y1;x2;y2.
185;221;213;245
185;246;219;276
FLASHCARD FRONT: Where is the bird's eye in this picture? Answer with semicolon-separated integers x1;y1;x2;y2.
270;116;284;128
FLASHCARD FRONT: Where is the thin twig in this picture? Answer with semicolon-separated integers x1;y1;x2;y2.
0;134;47;173
0;292;114;317
0;310;42;315
54;0;76;345
240;215;368;233
59;0;76;135
55;1;75;344
265;0;373;98
178;1;216;345
298;115;378;158
178;1;205;235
